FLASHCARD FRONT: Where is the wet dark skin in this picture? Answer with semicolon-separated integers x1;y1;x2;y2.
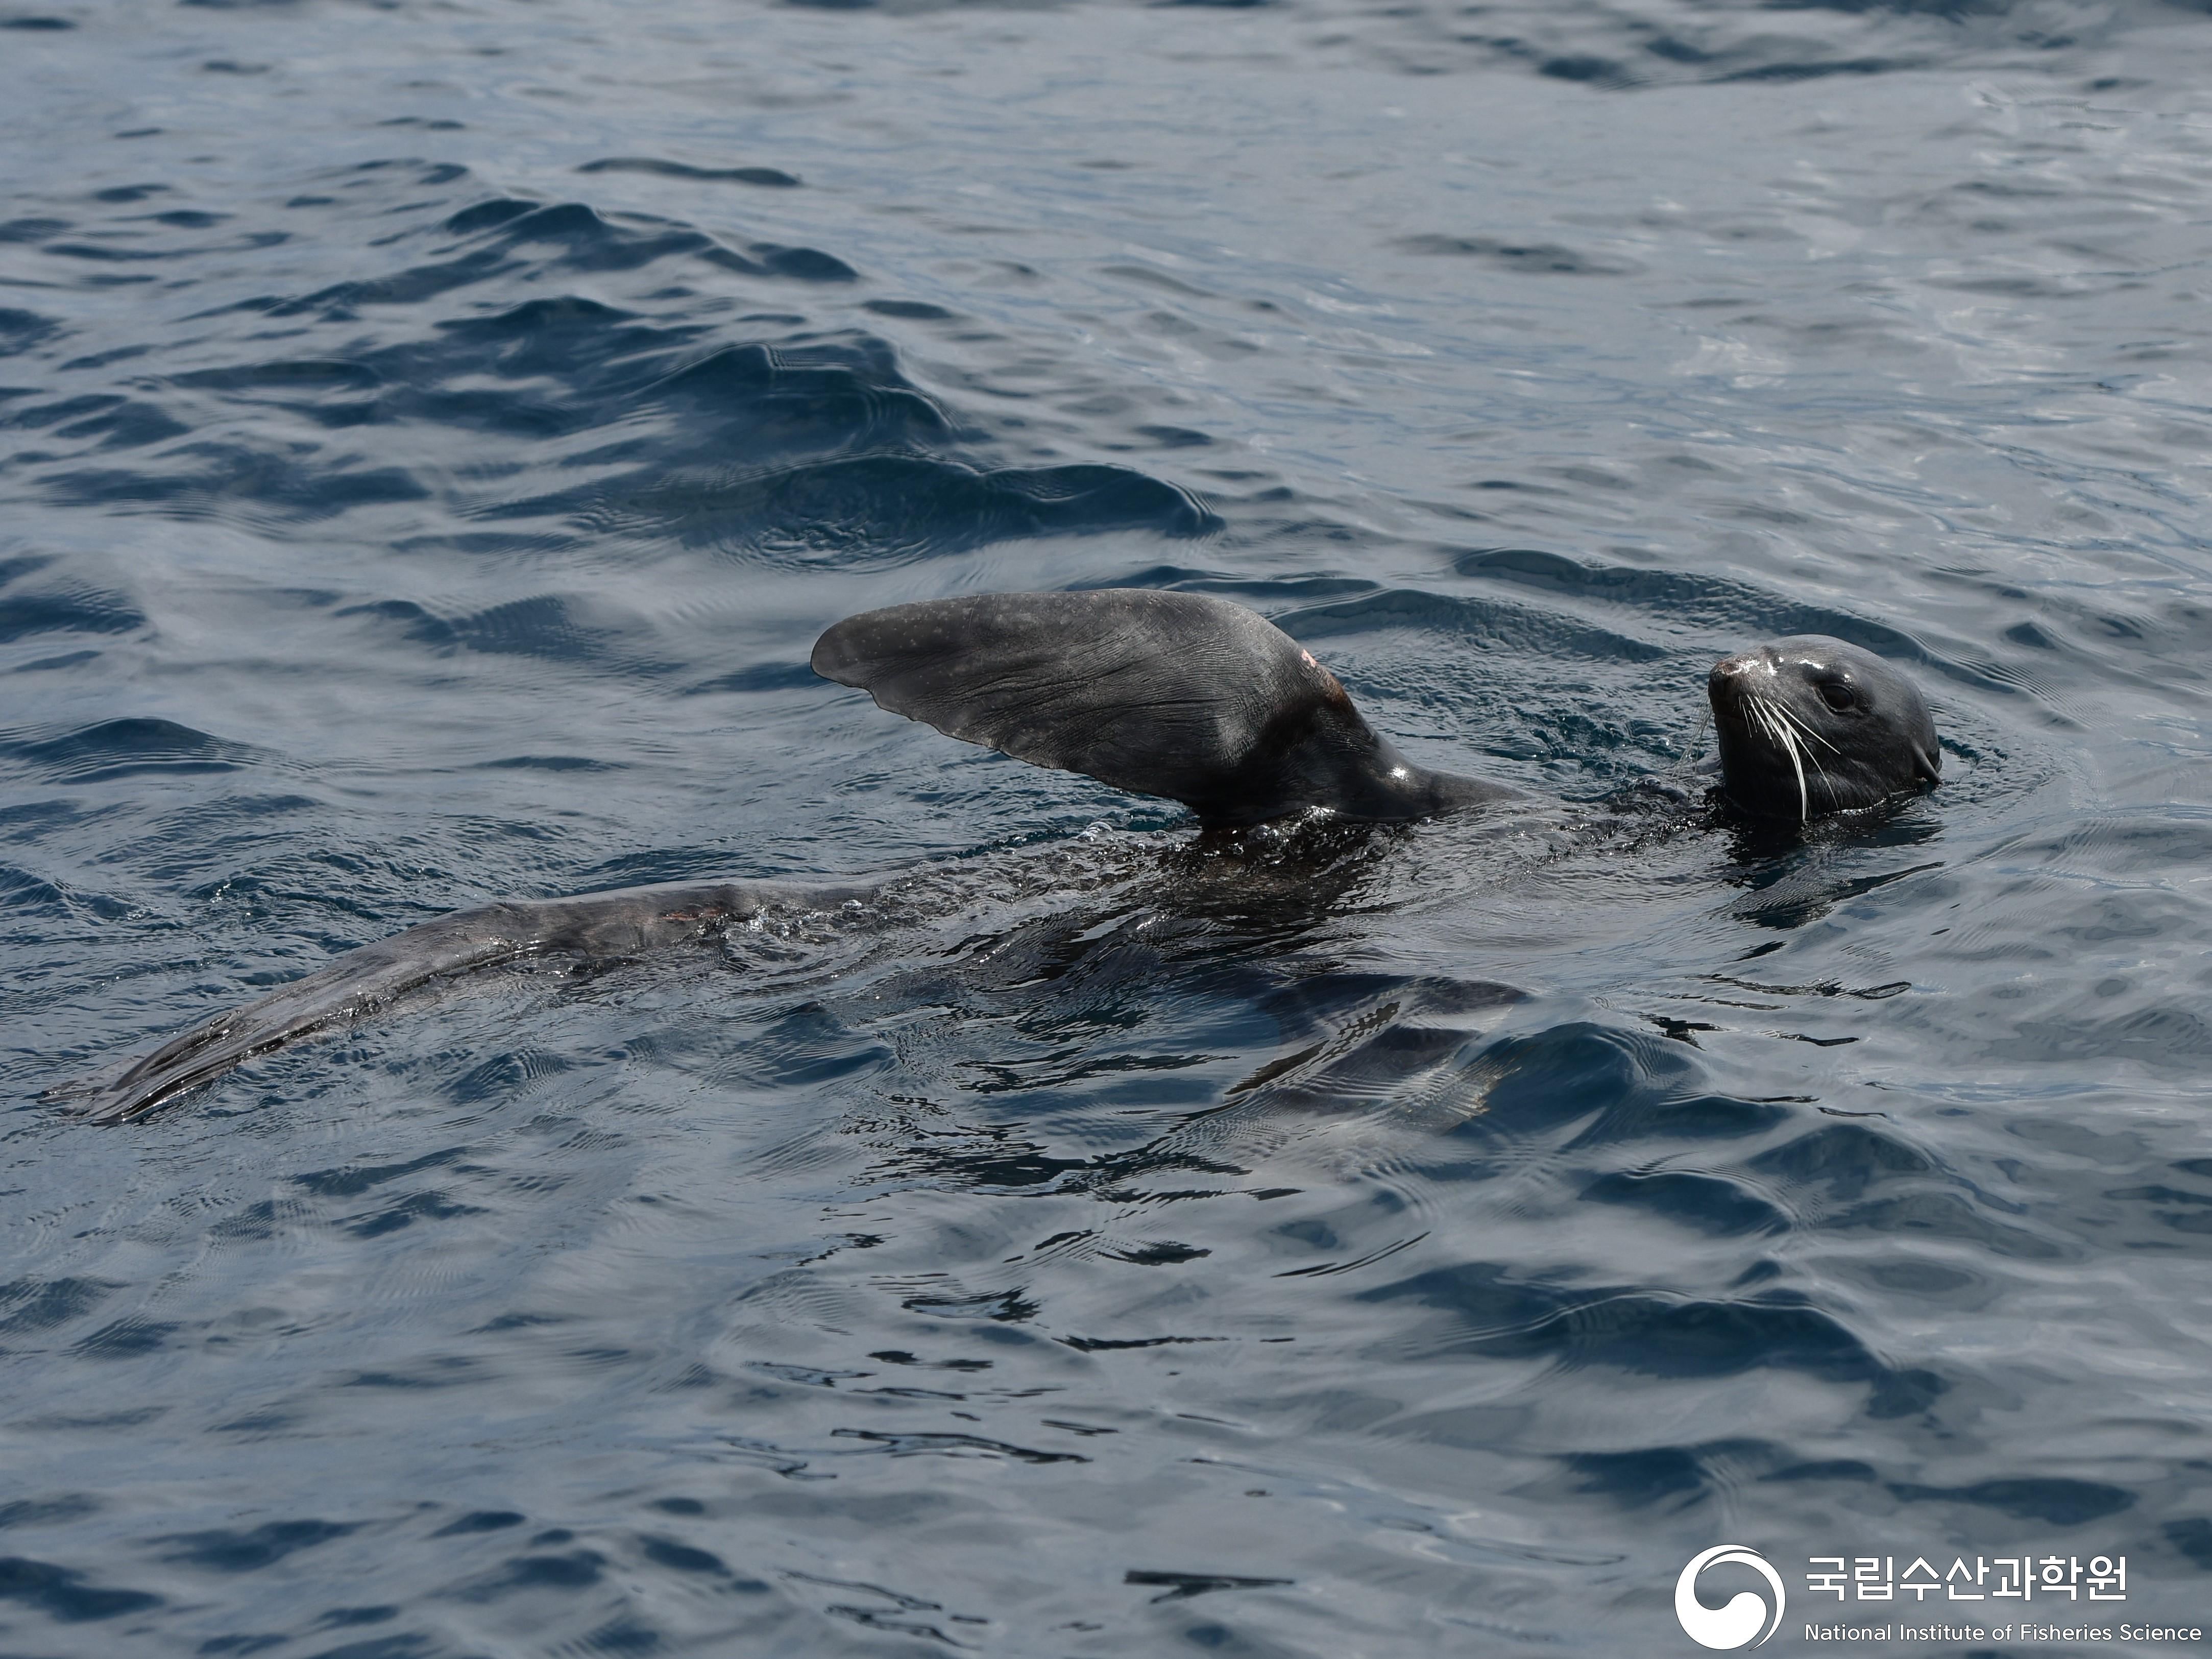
50;590;1938;1122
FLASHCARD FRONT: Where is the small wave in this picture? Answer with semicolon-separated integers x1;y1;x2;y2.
0;305;60;354
0;559;142;646
1;717;262;784
1285;585;1674;666
565;454;1219;565
577;157;803;188
1395;234;1641;276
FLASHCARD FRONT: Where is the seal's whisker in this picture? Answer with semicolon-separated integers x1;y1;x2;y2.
1665;703;1713;777
1770;701;1841;754
1780;712;1813;822
1766;702;1835;801
1750;698;1809;821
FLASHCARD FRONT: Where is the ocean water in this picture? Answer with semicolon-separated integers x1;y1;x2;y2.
4;0;2211;1653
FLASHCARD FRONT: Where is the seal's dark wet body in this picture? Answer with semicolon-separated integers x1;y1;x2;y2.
51;592;1937;1123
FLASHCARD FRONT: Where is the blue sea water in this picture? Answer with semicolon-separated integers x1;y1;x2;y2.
4;0;2212;1652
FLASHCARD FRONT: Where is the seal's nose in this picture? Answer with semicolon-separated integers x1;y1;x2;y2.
1708;651;1768;695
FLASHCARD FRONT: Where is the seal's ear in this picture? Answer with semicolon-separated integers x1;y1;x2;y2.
811;589;1384;824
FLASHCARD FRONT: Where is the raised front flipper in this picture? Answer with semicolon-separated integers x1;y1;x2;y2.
812;589;1515;824
47;877;864;1124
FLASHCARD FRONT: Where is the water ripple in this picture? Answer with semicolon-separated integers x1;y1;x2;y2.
4;0;2211;1651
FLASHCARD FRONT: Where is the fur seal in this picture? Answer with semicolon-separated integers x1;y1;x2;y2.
814;591;1937;826
49;590;1938;1122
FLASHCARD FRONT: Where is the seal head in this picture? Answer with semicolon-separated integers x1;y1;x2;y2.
1707;635;1939;821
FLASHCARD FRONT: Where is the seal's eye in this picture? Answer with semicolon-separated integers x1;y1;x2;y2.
1816;678;1856;712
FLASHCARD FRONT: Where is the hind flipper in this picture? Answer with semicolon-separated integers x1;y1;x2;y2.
47;877;859;1123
